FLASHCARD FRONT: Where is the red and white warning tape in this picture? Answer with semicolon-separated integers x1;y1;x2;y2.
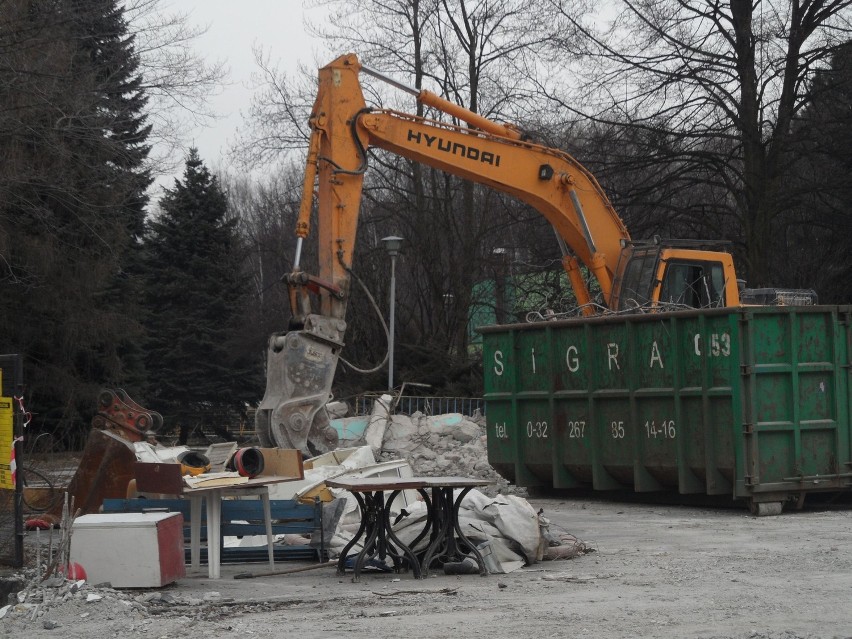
9;435;23;487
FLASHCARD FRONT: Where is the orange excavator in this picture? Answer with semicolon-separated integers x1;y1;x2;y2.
255;54;807;455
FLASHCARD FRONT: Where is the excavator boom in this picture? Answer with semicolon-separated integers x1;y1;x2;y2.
358;108;630;304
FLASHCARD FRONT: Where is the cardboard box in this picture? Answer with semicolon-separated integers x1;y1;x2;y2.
134;461;184;494
255;448;304;479
70;512;185;588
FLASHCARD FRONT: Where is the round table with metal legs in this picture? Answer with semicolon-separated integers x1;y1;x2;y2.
326;477;429;582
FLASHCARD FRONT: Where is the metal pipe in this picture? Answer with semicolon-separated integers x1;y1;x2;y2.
361;64;420;96
568;189;597;255
361;64;522;141
388;253;398;390
416;90;523;140
552;225;571;257
295;128;321;240
293;237;304;270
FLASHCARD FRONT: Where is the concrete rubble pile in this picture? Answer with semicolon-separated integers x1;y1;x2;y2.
379;411;495;480
0;570;263;632
337;402;516;493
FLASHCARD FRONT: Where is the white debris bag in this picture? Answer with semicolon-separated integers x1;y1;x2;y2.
476;538;525;574
461;490;542;562
389;502;525;574
387;490;542;573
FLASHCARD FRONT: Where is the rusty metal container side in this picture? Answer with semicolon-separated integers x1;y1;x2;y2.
482;305;852;505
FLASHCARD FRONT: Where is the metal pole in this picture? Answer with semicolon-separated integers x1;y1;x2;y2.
388;253;397;390
293;237;304;270
361;64;420;96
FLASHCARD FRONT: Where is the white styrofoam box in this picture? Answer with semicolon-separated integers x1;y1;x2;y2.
70;512;185;588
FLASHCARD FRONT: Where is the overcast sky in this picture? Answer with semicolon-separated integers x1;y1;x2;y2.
154;0;328;192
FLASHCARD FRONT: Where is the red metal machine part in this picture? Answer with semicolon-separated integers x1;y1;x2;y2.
90;388;163;443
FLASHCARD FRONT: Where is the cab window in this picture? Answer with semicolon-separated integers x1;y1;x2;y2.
659;261;725;308
617;250;658;310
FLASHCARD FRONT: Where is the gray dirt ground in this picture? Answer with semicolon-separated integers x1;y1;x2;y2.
4;496;852;639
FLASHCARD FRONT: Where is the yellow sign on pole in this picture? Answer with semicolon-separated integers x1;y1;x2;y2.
0;397;13;489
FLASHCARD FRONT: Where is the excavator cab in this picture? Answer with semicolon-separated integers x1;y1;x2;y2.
612;240;740;311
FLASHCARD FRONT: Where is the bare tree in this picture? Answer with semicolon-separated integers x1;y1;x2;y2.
543;0;852;287
228;48;318;168
222;169;311;339
776;41;852;301
122;0;227;174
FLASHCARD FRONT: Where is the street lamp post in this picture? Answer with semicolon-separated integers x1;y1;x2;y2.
381;236;404;390
493;247;508;324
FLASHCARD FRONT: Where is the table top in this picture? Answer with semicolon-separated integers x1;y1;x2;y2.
326;475;492;492
326;476;428;491
180;475;302;495
419;476;493;488
135;460;304;495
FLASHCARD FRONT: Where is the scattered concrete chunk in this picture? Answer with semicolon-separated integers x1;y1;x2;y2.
363;394;393;454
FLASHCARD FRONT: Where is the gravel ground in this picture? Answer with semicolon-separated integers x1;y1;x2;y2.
3;495;852;639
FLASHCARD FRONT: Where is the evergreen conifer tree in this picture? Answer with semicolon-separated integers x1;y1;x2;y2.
0;0;152;439
77;0;154;394
142;150;261;442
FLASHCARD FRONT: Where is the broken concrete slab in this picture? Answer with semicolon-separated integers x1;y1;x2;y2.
363;394;393;455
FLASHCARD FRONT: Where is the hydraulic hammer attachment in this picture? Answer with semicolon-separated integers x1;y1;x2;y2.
254;314;344;456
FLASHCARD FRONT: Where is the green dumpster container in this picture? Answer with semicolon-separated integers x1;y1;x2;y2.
481;305;852;512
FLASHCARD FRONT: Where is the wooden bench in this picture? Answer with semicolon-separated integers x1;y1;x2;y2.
102;497;326;564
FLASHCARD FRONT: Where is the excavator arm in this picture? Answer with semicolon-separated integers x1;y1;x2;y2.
295;54;630;314
256;53;631;454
